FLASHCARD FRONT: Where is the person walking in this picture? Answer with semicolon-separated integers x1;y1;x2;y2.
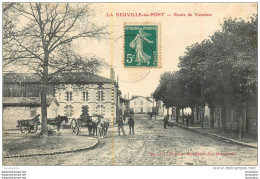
186;115;190;127
128;115;135;135
163;115;169;129
118;116;126;136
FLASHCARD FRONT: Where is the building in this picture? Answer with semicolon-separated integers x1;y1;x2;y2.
129;96;154;113
3;72;119;129
119;93;130;116
3;96;59;130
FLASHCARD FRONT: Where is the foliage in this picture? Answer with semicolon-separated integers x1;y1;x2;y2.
153;15;257;115
3;3;108;135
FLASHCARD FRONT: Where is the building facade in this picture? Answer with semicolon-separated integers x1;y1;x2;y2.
54;82;117;119
3;72;119;129
129;96;154;113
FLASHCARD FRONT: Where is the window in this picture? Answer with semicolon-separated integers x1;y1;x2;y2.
96;105;105;116
97;91;105;101
65;105;73;117
30;107;37;117
66;92;72;101
141;101;143;105
134;102;136;105
81;105;89;116
83;91;88;101
97;83;104;89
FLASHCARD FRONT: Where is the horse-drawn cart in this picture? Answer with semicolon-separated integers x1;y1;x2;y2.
70;115;93;136
47;115;68;132
16;115;68;133
16;114;40;133
70;115;109;137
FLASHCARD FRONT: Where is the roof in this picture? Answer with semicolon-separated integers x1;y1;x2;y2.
3;72;115;84
130;96;153;102
3;96;59;107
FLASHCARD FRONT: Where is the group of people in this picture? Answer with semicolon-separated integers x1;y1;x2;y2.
117;115;135;136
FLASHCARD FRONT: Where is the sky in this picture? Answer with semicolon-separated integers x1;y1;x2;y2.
77;3;256;99
4;3;257;99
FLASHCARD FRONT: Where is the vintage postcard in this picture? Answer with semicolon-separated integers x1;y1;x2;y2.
1;2;258;178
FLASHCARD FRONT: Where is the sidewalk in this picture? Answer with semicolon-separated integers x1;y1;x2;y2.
172;119;257;149
3;128;98;158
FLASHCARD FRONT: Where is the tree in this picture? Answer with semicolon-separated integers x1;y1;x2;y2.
177;15;257;131
178;42;208;126
153;15;257;133
166;71;188;123
208;15;257;133
3;3;22;68
3;3;108;136
153;72;173;115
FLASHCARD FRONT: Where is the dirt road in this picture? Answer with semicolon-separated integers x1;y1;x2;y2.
4;114;257;166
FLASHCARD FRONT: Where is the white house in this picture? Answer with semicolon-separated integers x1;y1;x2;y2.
129;96;154;113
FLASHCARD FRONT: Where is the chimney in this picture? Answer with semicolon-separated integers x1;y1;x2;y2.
110;67;115;81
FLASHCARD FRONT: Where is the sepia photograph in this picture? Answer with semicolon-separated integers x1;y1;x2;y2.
1;2;258;178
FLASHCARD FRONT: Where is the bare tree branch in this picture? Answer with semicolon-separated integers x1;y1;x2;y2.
3;3;108;135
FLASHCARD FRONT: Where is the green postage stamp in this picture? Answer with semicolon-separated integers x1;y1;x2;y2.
124;24;160;67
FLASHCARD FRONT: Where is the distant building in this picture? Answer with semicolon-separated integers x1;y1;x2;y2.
129;96;154;113
155;100;164;116
3;72;119;129
119;97;129;116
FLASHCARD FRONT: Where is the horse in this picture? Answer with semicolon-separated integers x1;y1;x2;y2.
92;116;101;136
97;119;110;138
47;115;68;132
85;117;93;136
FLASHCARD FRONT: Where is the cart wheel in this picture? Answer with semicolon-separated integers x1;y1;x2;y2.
29;125;38;133
71;119;79;136
20;125;26;133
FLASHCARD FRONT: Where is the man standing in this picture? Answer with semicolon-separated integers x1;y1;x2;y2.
118;116;126;136
128;115;135;135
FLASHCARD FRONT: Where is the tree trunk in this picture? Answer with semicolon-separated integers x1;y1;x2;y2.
238;105;243;138
241;103;247;137
191;107;195;127
196;106;199;121
40;66;48;136
176;107;179;123
172;107;175;119
167;107;169;116
218;108;221;127
162;107;164;116
201;106;205;129
221;107;227;134
210;107;215;128
182;108;184;124
245;102;249;133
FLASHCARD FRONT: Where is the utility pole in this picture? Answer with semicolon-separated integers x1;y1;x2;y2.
116;75;119;123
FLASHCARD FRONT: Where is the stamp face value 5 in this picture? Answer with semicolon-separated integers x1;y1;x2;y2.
124;25;159;67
